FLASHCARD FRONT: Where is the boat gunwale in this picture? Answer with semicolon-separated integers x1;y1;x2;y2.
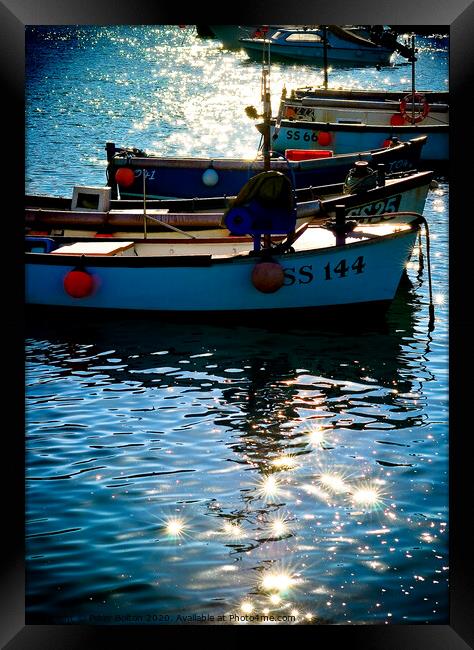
25;220;421;268
109;147;407;169
289;97;449;113
264;118;449;133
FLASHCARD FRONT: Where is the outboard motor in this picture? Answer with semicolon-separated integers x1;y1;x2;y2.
223;171;297;251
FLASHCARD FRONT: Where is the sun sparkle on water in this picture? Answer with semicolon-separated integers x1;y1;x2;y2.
222;521;245;538
350;483;384;510
271;455;298;469
257;475;284;501
266;514;291;538
241;601;254;614
261;571;296;593
164;516;187;538
308;428;325;446
319;472;350;494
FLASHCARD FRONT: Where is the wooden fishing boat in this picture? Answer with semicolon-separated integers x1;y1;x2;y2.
104;136;426;200
25;212;425;315
25;169;434;239
258;117;447;164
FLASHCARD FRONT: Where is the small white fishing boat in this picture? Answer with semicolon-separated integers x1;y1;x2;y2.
26;210;425;315
204;25;413;61
280;91;448;129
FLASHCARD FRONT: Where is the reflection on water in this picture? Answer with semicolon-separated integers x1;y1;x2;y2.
26;283;448;625
25;25;448;625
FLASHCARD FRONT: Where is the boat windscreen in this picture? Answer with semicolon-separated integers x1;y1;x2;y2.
285;33;323;42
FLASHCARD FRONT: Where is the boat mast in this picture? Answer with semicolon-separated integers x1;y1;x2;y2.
261;29;272;172
322;26;329;89
411;34;416;123
142;169;147;239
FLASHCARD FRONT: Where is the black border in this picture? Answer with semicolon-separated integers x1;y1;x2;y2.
2;1;473;647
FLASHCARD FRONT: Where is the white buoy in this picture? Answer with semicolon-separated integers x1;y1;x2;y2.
202;167;219;187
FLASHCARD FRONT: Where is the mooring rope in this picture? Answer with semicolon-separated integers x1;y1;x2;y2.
419;214;435;331
373;211;435;331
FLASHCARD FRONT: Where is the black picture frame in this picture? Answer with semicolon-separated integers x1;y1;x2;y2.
2;1;472;647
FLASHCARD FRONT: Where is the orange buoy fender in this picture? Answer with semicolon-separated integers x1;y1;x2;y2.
64;269;94;298
251;260;285;293
115;167;135;187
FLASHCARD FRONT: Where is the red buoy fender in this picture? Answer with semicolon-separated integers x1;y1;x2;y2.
64;269;94;298
317;131;332;146
251;261;285;293
115;167;135;187
399;93;430;124
390;112;405;126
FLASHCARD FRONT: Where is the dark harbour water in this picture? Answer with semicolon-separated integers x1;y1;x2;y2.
25;26;448;625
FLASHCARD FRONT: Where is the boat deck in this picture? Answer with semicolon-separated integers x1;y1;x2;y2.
291;221;412;253
34;220;414;261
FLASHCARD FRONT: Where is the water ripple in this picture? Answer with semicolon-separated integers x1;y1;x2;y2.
25;26;448;625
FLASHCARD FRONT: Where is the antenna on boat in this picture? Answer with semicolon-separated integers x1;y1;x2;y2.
410;34;416;123
322;26;329;89
141;163;197;240
142;169;147;240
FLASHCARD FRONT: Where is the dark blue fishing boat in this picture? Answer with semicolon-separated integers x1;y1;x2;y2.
105;136;426;200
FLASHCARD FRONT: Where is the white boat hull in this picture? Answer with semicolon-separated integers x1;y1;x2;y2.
26;226;419;313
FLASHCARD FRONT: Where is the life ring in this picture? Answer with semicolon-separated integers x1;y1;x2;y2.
399;93;430;124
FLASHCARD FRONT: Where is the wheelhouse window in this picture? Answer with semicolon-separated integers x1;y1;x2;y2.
285;33;323;42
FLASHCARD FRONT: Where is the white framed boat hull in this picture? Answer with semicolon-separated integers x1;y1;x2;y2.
26;226;419;313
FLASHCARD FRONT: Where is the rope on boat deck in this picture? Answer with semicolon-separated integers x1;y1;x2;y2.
143;213;198;239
